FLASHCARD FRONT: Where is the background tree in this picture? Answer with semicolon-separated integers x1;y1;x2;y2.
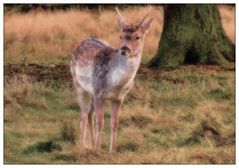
148;5;235;69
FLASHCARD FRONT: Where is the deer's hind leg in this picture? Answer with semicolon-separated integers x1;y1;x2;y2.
87;98;95;147
75;87;93;149
94;97;104;150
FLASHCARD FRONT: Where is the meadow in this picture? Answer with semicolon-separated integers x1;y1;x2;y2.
4;5;235;164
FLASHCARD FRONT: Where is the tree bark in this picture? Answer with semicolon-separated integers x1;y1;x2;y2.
148;5;234;69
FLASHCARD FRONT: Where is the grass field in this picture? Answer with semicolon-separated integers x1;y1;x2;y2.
4;5;235;164
4;65;235;163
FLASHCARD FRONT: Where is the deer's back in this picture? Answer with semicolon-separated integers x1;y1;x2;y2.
70;38;117;95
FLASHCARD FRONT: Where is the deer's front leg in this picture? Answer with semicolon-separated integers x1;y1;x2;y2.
110;100;122;153
94;97;104;150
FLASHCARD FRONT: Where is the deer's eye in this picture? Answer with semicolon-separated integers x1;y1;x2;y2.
135;36;140;40
120;35;132;41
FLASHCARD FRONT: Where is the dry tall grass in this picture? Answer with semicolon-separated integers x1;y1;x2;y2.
218;5;235;43
4;5;234;64
4;6;163;63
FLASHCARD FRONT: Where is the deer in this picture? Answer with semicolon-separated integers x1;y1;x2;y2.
70;7;153;153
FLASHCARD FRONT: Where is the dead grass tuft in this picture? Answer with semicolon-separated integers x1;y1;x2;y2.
120;115;152;128
60;121;77;144
54;153;77;162
189;146;235;164
116;142;139;153
4;75;48;110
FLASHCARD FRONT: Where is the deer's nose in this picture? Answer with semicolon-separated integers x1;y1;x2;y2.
120;46;130;55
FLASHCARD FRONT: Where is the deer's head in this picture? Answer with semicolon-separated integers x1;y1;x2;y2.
116;7;153;57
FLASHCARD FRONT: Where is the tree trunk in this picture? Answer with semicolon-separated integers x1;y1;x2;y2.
148;5;234;69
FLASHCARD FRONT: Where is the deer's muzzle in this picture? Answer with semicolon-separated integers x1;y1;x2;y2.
120;46;131;56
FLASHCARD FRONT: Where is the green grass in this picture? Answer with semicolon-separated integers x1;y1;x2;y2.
4;65;235;164
23;140;62;154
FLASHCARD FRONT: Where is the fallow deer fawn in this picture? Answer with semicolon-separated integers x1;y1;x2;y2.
70;7;153;153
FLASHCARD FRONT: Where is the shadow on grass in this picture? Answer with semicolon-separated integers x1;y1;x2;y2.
177;135;202;147
23;140;62;154
206;88;233;101
54;153;77;162
116;142;139;153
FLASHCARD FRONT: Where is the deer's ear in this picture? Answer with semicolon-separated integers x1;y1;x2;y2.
140;17;154;34
117;17;125;30
115;7;125;30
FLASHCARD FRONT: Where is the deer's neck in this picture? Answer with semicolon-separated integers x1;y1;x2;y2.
107;52;142;87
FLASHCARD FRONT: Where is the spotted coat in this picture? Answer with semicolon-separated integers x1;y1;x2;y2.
70;37;142;101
